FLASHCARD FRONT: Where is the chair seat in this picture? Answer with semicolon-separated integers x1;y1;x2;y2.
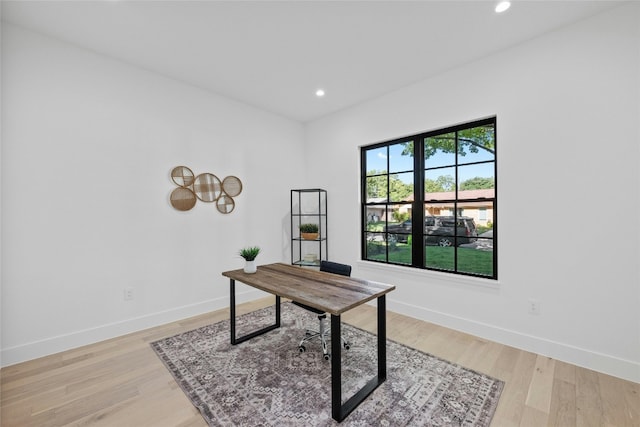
292;260;352;359
291;300;325;315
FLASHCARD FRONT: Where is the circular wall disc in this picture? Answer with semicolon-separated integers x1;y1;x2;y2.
171;166;195;187
193;173;221;202
216;195;235;214
170;187;197;211
222;176;243;197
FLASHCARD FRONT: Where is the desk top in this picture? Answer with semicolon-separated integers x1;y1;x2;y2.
222;262;395;315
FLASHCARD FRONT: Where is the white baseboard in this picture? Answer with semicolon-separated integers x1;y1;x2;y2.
0;288;266;368
387;298;640;384
3;290;638;384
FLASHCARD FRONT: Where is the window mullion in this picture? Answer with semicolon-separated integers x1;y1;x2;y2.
412;137;424;267
384;147;389;262
360;147;367;260
454;130;459;269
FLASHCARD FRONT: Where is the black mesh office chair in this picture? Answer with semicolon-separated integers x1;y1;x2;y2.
292;260;352;360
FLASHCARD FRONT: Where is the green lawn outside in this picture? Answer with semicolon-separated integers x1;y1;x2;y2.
366;221;386;232
366;242;493;277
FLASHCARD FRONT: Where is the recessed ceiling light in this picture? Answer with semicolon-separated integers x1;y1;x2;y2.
315;89;325;97
495;1;511;13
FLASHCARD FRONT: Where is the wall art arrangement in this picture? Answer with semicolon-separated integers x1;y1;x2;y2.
170;166;243;214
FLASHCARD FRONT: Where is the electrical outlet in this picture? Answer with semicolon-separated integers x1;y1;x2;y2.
124;287;134;301
528;299;541;315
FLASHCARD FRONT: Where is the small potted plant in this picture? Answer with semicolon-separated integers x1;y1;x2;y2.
239;246;260;274
299;223;319;240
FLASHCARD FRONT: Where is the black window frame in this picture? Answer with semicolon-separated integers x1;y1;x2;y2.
361;117;497;279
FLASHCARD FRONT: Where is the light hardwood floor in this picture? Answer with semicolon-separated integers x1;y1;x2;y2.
1;297;638;426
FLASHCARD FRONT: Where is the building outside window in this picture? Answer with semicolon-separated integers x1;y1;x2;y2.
361;117;497;279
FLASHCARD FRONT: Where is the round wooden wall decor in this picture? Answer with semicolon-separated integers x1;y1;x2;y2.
193;173;221;202
222;176;243;197
170;166;242;214
170;187;197;211
216;194;235;214
171;166;195;187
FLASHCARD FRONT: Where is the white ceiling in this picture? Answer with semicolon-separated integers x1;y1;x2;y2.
1;1;624;122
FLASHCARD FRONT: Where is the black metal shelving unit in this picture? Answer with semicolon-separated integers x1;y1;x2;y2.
291;189;327;267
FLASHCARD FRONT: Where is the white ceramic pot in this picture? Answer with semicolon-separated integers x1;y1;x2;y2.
244;260;257;274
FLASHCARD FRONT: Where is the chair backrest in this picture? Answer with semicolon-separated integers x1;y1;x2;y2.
320;260;352;277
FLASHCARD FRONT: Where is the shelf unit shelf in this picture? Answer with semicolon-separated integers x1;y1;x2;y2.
291;189;327;268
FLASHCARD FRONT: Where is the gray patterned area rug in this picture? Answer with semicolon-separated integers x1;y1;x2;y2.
151;303;503;426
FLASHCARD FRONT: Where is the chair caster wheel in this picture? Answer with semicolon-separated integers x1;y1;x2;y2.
299;346;306;353
344;343;350;350
323;353;330;361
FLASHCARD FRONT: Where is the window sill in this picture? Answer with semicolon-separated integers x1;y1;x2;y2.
356;260;500;291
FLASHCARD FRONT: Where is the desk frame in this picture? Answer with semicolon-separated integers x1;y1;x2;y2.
229;279;281;345
330;295;386;421
225;266;390;423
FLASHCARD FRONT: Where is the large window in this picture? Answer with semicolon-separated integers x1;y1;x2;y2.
361;117;497;279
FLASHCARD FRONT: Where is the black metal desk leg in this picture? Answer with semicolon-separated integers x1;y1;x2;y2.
331;314;342;421
230;279;237;344
378;294;387;380
229;278;281;345
330;294;388;422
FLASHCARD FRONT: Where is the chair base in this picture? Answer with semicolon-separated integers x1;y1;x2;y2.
298;314;349;360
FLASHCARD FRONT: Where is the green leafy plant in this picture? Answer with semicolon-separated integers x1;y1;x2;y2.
238;246;261;261
392;211;410;223
299;223;319;233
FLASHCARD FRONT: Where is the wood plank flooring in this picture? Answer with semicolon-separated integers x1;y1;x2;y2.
2;298;638;426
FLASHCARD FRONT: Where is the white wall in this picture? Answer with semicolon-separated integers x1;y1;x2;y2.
305;4;640;382
0;24;306;365
0;15;4;369
2;5;639;385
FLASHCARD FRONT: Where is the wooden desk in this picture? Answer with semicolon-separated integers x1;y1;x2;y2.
222;262;395;423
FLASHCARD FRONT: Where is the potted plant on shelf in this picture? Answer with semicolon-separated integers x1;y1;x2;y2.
239;246;260;274
299;223;319;240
